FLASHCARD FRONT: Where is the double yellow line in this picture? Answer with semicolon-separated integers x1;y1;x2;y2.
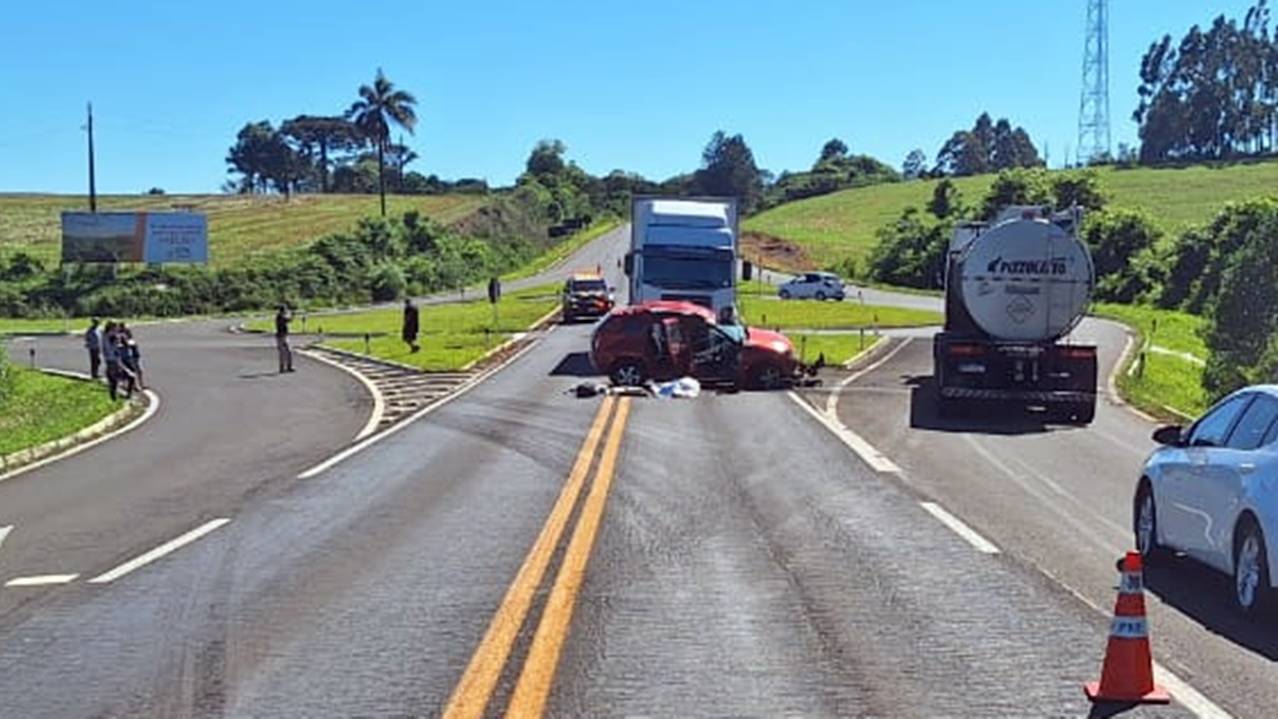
444;395;631;719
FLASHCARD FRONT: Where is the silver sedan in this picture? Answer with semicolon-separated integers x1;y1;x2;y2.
1135;385;1278;617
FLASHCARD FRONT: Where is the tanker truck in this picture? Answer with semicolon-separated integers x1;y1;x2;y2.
933;205;1098;424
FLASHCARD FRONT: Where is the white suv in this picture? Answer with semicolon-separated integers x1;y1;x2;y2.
778;272;846;301
1135;385;1278;617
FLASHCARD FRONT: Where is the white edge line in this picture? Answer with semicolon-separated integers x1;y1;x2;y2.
918;501;1000;554
297;326;555;480
88;518;230;584
5;574;79;587
1038;566;1231;719
786;390;901;473
1100;319;1162;424
0;388;161;485
826;337;914;415
298;349;384;441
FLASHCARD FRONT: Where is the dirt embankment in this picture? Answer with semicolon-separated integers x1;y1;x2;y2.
741;231;817;273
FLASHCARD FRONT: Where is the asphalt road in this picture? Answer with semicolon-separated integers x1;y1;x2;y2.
0;322;370;620
817;314;1278;718
0;225;1226;716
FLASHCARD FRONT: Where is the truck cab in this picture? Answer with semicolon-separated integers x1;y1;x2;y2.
625;197;739;318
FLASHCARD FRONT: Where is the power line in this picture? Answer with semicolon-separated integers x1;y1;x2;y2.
1077;0;1111;164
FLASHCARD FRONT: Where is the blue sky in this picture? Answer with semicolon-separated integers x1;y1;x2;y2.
0;1;1256;194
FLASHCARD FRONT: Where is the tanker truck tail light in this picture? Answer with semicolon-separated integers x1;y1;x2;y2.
947;343;986;357
1060;347;1097;360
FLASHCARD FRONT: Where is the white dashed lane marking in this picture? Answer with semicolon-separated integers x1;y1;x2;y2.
88;518;230;584
5;574;78;587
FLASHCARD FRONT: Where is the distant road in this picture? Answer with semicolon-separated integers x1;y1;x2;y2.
0;225;1219;716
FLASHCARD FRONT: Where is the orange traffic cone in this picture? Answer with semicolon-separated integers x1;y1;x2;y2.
1084;551;1170;704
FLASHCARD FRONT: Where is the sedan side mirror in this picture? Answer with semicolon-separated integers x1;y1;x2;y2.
1152;425;1185;447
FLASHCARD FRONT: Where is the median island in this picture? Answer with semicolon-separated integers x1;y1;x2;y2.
245;284;560;372
0;359;124;460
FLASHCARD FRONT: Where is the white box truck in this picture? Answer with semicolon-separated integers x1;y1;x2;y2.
624;196;740;318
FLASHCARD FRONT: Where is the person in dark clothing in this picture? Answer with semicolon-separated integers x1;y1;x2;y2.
120;323;145;390
102;323;136;400
275;305;294;373
84;318;102;379
402;298;420;353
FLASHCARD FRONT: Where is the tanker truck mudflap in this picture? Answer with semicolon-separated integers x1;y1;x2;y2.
934;206;1098;424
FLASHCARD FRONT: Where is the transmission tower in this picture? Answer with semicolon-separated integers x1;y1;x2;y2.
1077;0;1111;164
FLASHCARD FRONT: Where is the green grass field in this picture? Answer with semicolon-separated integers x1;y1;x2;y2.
791;333;883;366
246;284;560;372
744;160;1278;271
0;193;485;267
0;367;122;455
737;297;940;330
1092;302;1209;418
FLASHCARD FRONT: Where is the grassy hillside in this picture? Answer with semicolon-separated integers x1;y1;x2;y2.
0;193;485;267
743;160;1278;271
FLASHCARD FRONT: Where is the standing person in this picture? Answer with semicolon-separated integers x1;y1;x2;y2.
102;323;136;400
402;298;420;353
120;323;145;390
275;305;294;373
84;318;102;379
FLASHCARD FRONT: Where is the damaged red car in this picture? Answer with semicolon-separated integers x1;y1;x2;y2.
589;300;819;390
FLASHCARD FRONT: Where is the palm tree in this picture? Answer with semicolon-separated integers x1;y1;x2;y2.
348;69;418;216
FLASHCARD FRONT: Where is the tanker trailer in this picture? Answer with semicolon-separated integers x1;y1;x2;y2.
933;206;1097;424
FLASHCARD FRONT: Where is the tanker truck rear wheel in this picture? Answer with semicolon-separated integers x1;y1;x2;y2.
1058;402;1095;425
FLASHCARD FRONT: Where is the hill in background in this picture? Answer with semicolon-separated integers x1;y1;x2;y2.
743;160;1278;272
0;193;485;267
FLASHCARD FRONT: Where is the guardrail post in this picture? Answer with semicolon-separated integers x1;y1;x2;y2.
364;333;371;355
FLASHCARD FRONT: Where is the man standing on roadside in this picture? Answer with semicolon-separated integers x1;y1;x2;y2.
275;304;294;373
84;318;102;379
402;298;420;353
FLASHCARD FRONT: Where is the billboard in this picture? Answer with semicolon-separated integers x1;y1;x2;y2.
61;212;208;263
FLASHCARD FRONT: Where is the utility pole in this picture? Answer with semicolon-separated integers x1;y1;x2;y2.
86;102;97;212
1077;0;1111;165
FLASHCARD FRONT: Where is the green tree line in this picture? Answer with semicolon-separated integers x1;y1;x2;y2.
1135;1;1278;163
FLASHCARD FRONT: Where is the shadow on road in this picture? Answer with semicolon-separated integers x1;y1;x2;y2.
1145;557;1278;661
906;375;1064;436
550;352;602;378
238;371;284;380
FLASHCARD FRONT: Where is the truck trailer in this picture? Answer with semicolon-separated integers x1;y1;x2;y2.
933;206;1098;424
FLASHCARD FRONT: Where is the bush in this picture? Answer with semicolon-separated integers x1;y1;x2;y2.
1081;209;1164;303
980;168;1052;219
867;208;950;289
369;264;407;302
1202;205;1278;398
1159;199;1278;314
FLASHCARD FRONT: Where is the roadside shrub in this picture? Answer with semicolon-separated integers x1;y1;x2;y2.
1202;208;1278;398
980;168;1052;219
867;208;950;289
1160;198;1278;314
1081;209;1164;303
1050;170;1107;212
369;263;406;302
